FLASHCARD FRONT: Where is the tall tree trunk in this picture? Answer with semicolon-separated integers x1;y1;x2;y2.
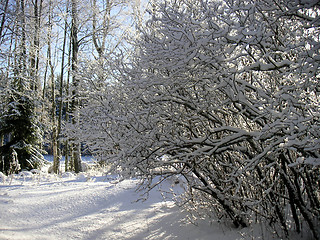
91;0;111;58
30;0;42;91
20;0;26;84
65;35;72;172
47;0;59;174
0;0;9;44
71;0;81;173
14;0;27;91
58;0;68;172
42;48;49;99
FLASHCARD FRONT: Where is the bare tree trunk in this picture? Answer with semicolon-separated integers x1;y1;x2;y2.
91;0;111;58
30;0;42;91
47;0;59;174
20;0;26;82
13;0;27;91
0;0;9;44
57;0;68;172
65;37;72;172
0;135;3;147
42;48;49;99
71;0;81;173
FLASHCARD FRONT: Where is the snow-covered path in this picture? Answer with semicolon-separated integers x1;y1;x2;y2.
0;172;241;240
0;172;310;240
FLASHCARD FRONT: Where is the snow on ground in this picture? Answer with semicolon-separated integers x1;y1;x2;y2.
0;169;312;240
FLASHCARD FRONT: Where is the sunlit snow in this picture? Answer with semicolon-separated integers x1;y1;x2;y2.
0;163;313;240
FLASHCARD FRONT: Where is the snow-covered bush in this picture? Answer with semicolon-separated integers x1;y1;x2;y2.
18;171;34;181
81;162;89;172
0;171;6;183
77;0;320;238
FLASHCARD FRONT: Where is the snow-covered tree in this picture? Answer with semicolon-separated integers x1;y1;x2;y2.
0;0;44;174
61;0;140;172
0;0;148;175
78;0;320;238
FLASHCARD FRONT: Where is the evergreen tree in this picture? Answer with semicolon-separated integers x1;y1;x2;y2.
0;0;44;175
0;89;43;174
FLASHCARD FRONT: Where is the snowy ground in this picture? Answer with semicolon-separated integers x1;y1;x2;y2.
0;166;313;240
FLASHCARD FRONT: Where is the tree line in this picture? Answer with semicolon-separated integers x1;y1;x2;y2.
0;0;138;173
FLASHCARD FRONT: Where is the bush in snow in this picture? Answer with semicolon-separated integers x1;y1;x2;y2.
61;172;75;178
47;165;54;174
76;0;320;239
0;171;6;183
81;162;89;172
18;171;34;181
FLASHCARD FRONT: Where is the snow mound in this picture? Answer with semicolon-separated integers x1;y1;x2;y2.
0;172;6;182
18;171;34;180
61;172;75;178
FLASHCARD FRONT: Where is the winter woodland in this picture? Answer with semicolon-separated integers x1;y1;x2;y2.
0;0;320;239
